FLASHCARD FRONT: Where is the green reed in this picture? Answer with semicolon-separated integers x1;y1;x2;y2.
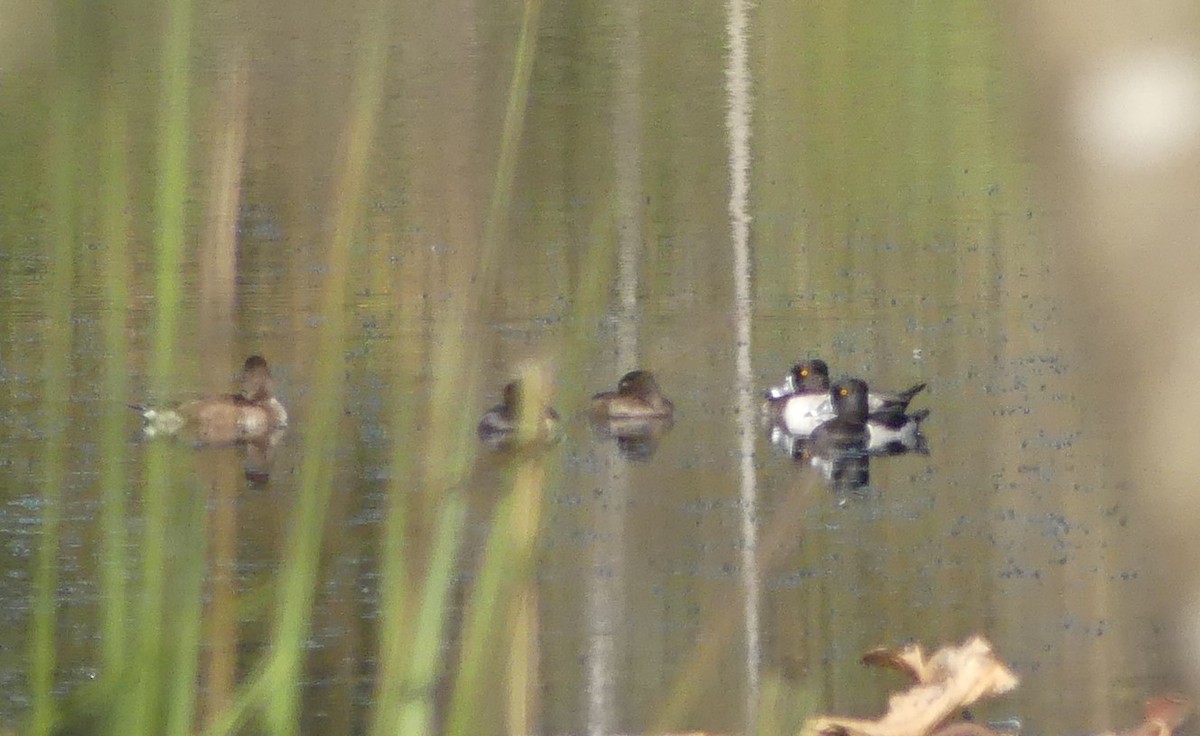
28;0;570;732
377;493;466;736
164;483;208;736
440;1;547;733
425;0;546;497
261;12;388;736
200;8;389;736
126;0;196;730
99;91;131;683
29;51;79;736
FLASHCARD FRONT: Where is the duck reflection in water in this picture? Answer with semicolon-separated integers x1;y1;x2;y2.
588;370;675;460
477;379;561;452
130;355;288;479
770;377;928;493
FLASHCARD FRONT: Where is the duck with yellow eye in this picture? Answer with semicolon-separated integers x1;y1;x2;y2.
764;358;831;400
130;355;289;444
807;378;928;457
808;379;871;455
477;380;561;451
763;358;926;436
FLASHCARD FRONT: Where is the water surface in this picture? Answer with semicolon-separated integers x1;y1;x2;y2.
0;1;1172;734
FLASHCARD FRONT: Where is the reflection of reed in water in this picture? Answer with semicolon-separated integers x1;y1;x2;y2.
726;0;764;725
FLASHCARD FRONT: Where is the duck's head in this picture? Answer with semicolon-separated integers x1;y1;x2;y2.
501;380;522;410
617;370;662;398
830;378;869;420
239;355;276;402
790;359;830;392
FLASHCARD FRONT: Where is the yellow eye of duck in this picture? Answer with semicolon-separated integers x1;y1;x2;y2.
800;369;809;377
839;387;849;397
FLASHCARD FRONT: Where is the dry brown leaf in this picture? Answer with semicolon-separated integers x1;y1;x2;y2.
1143;695;1190;733
862;644;928;684
1101;695;1193;736
806;636;1018;736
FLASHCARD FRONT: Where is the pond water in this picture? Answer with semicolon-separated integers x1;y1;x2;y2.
0;1;1177;734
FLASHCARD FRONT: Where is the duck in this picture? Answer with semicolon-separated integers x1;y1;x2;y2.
808;378;872;455
806;378;928;456
589;370;674;419
131;355;289;443
587;370;675;460
764;359;926;436
763;359;835;434
477;380;560;450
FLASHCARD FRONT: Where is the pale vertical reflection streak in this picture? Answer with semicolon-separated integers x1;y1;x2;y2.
725;0;760;729
587;1;642;734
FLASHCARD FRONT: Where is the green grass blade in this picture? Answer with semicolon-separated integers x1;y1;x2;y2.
29;59;80;736
396;493;467;736
99;89;131;677
165;487;208;736
443;493;518;736
260;11;390;736
426;0;546;493
126;0;195;728
149;0;191;393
